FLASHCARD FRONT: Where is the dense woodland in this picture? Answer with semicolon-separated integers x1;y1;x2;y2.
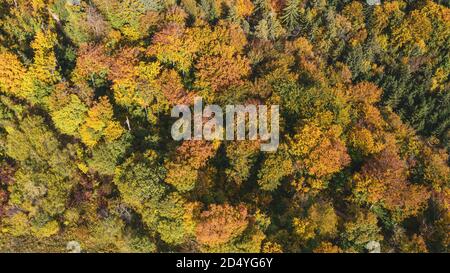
0;0;449;253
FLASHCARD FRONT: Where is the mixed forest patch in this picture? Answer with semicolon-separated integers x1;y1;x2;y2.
0;0;449;253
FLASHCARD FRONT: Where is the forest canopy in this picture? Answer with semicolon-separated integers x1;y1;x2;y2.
0;0;449;253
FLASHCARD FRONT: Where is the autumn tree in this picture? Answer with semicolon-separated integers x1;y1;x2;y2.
195;204;249;250
352;137;431;221
80;96;125;147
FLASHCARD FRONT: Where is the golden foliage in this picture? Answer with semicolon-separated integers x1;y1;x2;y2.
80;97;124;147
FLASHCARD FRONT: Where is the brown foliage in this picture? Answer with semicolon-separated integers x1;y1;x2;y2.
158;69;195;105
195;204;249;246
175;140;218;169
354;138;431;219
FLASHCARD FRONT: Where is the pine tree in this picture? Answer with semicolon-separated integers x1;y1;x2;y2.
281;0;300;32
